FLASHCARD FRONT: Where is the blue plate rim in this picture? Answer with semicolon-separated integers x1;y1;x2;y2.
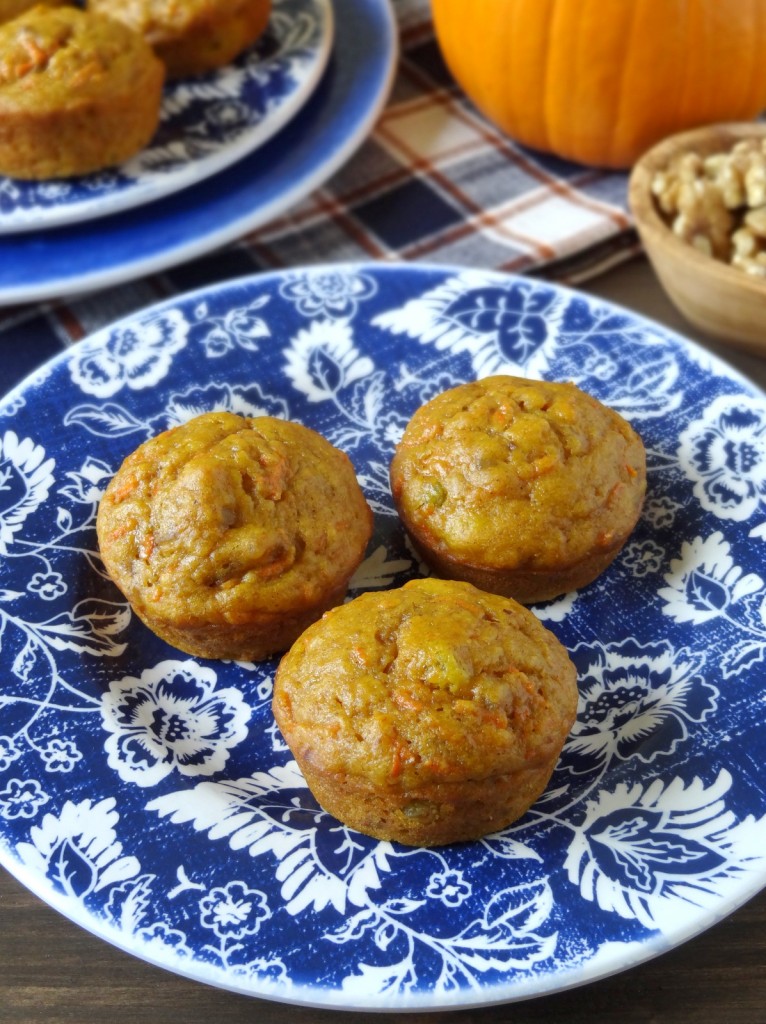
1;260;765;1010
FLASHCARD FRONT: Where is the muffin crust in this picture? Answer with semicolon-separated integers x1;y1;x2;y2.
89;0;272;79
0;0;69;24
97;411;373;661
390;376;646;603
273;577;578;845
0;5;164;179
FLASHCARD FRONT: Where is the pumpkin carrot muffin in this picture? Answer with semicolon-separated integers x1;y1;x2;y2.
273;577;578;846
97;411;373;662
89;0;272;80
390;376;646;604
0;5;164;179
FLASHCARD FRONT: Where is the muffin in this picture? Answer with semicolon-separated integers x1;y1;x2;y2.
89;0;272;79
0;0;69;23
273;577;578;846
0;5;164;180
390;376;646;604
97;412;373;661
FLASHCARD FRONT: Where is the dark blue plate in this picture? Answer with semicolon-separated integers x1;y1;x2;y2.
1;263;765;1008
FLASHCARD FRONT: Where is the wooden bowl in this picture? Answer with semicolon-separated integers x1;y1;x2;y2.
628;122;766;357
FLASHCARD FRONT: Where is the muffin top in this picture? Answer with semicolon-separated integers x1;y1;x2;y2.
97;412;373;628
390;375;646;573
89;0;252;45
0;0;68;24
0;5;162;111
273;577;577;789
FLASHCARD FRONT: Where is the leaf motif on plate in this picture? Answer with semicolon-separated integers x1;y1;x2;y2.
659;531;764;626
338;879;557;997
36;599;130;658
63;403;144;438
564;770;766;930
4;264;766;1006
15;797;140;898
720;640;766;680
284;318;374;403
373;271;565;376
49;836;98;899
147;762;391;916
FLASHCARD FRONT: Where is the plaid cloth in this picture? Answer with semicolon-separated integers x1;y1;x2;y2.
0;0;639;398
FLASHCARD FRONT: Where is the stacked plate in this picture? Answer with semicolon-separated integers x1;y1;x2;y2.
0;0;397;304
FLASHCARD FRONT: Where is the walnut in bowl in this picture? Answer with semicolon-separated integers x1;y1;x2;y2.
629;123;766;357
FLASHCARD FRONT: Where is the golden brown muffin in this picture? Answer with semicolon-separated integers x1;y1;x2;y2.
390;376;646;604
0;5;164;179
89;0;272;79
0;0;68;23
274;578;578;846
97;412;373;661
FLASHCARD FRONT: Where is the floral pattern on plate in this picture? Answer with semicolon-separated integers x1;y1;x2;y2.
1;264;766;1010
0;0;332;234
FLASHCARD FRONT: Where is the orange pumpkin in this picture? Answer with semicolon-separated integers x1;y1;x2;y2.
431;0;766;169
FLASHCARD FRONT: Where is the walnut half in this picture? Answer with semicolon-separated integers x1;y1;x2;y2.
651;137;766;276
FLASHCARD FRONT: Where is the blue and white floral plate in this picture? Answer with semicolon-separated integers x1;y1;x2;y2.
1;263;766;1010
0;0;333;234
0;0;396;304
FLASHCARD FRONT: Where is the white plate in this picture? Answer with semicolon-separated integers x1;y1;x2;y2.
0;0;396;305
0;0;333;234
1;263;766;1009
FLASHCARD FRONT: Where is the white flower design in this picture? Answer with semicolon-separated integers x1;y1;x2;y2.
0;431;55;554
426;869;472;907
659;531;763;625
40;738;82;773
199;881;271;939
0;778;48;820
0;735;22;771
15;797;140;898
36;180;71;200
64;383;290;441
371;407;409;451
0;393;25;416
199;296;271;357
101;660;251;787
373;270;565;377
284;318;374;402
279;269;377;319
678;394;766;522
334;879;558;997
70;310;189;398
581;351;617;381
621;539;665;578
643;495;683;530
566;638;715;770
0;178;21;203
147;762;393;917
28;571;67;601
564;772;766;930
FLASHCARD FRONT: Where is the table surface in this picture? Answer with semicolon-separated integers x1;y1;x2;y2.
1;255;765;1024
